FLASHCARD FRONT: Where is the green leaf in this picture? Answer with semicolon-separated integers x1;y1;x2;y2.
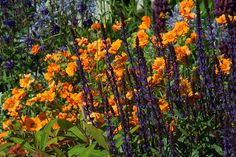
68;126;87;142
68;143;109;157
0;92;3;104
0;143;12;152
84;123;108;150
39;119;57;151
58;119;73;130
46;136;65;146
53;146;66;157
10;137;35;152
79;142;97;157
211;144;223;155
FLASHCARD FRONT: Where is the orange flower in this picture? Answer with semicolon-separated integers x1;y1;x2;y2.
113;125;122;134
113;52;128;66
3;97;20;112
109;39;122;54
22;116;42;132
91;23;101;30
31;44;40;55
47;63;61;74
37;90;55;102
58;82;73;98
169;120;176;132
76;37;89;46
3;120;12;130
138;16;151;30
113;68;125;81
112;21;122;31
215;55;232;75
19;74;34;89
175;45;191;61
12;88;26;100
186;32;197;44
179;0;195;19
65;62;77;76
215;14;235;24
90;112;104;124
0;132;7;138
148;73;163;85
159;98;169;113
134;30;149;48
52;122;60;130
126;91;133;100
152;57;165;73
162;31;177;45
26;97;39;106
180;78;193;96
58;112;67;119
152;35;162;47
173;21;189;36
44;72;53;81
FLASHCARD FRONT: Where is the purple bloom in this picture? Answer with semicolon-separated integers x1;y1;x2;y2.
24;37;35;46
41;8;49;15
77;1;87;14
3;19;16;28
51;23;60;35
83;18;93;28
59;46;68;52
0;0;8;6
24;0;32;8
4;60;14;70
3;35;12;44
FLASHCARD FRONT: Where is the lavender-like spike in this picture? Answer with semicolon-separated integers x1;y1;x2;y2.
214;0;236;17
70;26;95;123
204;0;216;50
196;0;217;115
152;0;170;56
152;0;170;33
101;23;133;156
97;81;119;156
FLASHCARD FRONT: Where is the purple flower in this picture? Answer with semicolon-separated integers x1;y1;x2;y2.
51;23;60;35
24;37;35;46
83;18;93;28
4;60;14;70
41;8;49;15
3;19;16;28
24;0;32;8
72;18;78;26
0;0;8;6
3;35;12;44
77;1;87;14
59;46;68;52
